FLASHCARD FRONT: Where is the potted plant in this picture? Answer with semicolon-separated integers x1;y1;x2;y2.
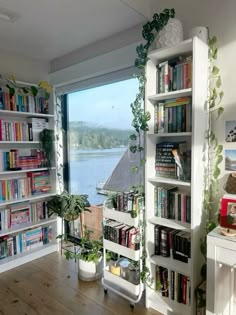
65;226;103;281
47;191;90;236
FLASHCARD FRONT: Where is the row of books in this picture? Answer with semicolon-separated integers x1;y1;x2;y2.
0;171;51;201
0;148;45;171
154;97;192;134
104;220;140;250
156;265;191;305
154;186;191;223
0;225;53;259
0;89;49;114
0;117;48;142
0;201;48;231
157;55;192;94
156;141;191;181
154;225;191;263
115;191;144;214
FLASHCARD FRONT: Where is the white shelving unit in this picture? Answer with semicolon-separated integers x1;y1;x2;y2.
102;203;143;307
0;84;58;272
145;37;208;314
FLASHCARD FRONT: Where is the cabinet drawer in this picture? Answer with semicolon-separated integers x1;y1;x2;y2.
216;246;236;267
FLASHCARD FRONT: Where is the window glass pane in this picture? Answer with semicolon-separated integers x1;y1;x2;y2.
68;78;138;207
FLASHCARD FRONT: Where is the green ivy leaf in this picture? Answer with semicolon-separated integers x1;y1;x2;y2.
30;85;38;97
216;107;224;119
216;76;221;88
209;36;217;46
215;155;223;166
212;66;220;76
213;166;220;179
216;144;223;155
219;91;224;101
212;47;218;59
130;134;137;141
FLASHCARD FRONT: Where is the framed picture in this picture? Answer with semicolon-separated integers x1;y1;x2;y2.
220;197;236;229
225;150;236;171
225;120;236;142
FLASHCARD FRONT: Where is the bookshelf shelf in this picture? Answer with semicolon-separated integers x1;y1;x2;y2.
147;132;192;138
0;85;58;272
0;167;56;175
148;88;192;103
149;216;191;232
145;37;208;314
148;291;191;315
103;206;139;227
148;38;193;63
0;141;40;145
149;255;191;277
103;239;140;261
148;176;191;187
0;217;57;237
0;192;57;207
0;242;58;273
0;109;54;118
103;269;140;296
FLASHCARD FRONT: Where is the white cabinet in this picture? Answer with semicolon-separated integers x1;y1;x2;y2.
0;82;58;272
207;226;236;315
145;37;208;314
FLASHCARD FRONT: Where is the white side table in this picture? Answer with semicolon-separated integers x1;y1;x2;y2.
207;226;236;315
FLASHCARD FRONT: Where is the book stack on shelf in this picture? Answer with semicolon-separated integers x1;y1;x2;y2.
104;220;139;251
154;97;192;134
0;200;49;231
0;88;49;114
0;225;53;259
156;265;191;306
154;225;191;263
0;80;57;273
154;186;191;223
0;148;44;171
145;38;208;314
157;55;192;94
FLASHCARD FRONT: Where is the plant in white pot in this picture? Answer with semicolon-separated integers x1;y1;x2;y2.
65;226;103;281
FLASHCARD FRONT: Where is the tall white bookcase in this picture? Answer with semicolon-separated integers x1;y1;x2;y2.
145;37;208;314
0;82;58;273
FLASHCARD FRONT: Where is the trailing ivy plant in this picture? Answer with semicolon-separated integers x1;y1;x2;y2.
196;36;224;309
129;8;175;292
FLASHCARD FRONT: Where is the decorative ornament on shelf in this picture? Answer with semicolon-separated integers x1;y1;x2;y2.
153;18;183;49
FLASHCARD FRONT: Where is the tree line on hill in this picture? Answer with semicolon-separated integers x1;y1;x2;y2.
69;121;132;149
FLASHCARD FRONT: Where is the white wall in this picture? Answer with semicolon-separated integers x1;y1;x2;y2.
0;50;50;83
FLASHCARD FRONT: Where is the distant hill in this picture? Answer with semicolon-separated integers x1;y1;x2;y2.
69;121;132;149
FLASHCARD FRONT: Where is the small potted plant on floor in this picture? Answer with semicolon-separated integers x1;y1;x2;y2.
65;226;103;281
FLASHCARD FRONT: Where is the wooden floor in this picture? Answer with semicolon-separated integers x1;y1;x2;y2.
0;252;162;315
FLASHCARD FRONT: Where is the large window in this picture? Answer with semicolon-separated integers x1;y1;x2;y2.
67;78;138;206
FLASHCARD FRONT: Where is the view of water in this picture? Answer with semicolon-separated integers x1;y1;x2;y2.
69;147;127;205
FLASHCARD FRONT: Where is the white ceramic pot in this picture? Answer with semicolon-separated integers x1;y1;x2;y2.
154;18;183;49
189;26;208;43
78;256;103;281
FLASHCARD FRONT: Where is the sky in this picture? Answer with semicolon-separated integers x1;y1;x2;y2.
68;78;138;129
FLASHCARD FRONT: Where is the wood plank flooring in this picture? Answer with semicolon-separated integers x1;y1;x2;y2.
0;252;162;315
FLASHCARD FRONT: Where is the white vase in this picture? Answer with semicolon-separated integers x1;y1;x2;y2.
154;18;183;49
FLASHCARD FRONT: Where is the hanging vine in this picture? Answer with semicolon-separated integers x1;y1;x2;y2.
129;8;175;290
196;36;224;310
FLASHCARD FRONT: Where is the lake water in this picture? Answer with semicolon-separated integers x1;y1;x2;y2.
69;147;127;205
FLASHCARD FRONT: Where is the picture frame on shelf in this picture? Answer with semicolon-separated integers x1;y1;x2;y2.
220;197;236;229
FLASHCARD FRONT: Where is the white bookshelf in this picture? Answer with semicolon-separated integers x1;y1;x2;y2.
0;85;58;272
145;37;208;314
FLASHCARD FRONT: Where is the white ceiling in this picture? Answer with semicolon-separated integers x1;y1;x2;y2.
0;0;147;62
